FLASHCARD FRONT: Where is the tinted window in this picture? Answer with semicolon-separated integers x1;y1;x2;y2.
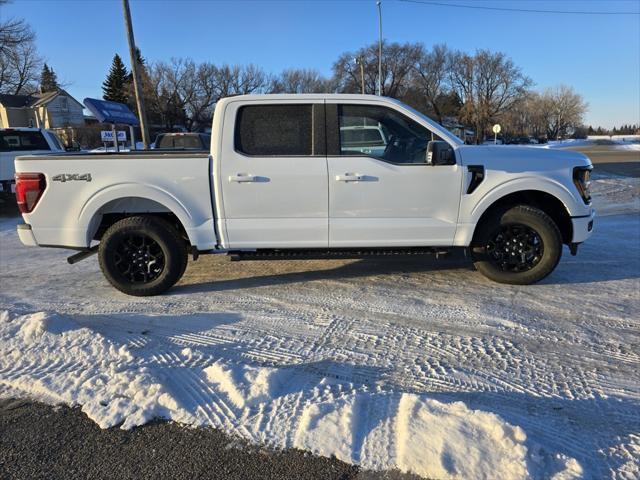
338;105;431;164
156;134;206;150
0;131;50;152
235;105;313;156
341;128;386;147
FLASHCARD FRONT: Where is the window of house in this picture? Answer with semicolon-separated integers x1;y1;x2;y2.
235;104;314;156
60;97;69;111
338;105;433;164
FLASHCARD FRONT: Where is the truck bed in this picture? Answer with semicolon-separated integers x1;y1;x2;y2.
15;150;216;250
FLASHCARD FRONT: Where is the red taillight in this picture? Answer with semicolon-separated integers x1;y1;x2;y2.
15;173;46;213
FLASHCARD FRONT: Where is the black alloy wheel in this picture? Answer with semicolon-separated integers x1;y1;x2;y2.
486;224;544;273
98;216;188;296
472;205;562;285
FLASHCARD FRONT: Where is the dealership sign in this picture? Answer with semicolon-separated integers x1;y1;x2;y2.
100;130;127;142
83;98;139;126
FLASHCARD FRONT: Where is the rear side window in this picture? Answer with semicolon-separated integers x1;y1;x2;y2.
235;104;314;156
0;131;50;152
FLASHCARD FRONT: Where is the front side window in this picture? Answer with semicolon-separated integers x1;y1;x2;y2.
235;104;313;156
338;105;433;164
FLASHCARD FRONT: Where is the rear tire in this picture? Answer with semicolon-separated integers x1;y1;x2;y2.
98;216;188;296
471;205;562;285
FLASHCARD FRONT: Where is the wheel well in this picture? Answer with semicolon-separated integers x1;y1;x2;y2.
90;198;190;245
473;190;573;244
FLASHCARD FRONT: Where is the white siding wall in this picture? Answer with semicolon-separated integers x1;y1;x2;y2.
45;95;84;128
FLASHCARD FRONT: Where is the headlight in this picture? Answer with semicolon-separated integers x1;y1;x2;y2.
573;167;592;204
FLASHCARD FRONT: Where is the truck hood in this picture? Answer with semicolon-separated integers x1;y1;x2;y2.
457;145;592;170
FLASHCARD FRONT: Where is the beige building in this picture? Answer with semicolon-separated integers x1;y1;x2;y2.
0;90;84;129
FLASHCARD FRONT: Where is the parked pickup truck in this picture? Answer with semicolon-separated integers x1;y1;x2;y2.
15;94;595;296
1;128;65;192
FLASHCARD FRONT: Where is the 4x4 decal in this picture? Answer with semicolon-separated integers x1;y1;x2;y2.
52;173;92;182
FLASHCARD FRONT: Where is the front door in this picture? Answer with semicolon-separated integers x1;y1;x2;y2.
327;102;463;247
219;100;328;248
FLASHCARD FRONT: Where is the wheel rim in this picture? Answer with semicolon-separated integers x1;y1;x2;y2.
113;234;165;283
485;223;544;272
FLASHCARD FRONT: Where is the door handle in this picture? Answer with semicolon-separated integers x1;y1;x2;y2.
336;173;364;182
229;174;257;183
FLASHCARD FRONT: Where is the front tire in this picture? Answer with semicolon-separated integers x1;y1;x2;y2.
471;205;562;285
98;216;188;296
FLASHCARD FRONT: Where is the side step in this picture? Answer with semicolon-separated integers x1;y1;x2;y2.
230;248;451;261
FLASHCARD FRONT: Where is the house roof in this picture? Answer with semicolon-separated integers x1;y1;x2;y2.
29;89;84;108
0;89;83;109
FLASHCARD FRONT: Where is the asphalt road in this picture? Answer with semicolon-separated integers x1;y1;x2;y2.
0;399;423;480
567;143;640;177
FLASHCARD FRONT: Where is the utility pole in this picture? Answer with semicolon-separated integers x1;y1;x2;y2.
377;0;383;96
122;0;150;149
355;56;365;94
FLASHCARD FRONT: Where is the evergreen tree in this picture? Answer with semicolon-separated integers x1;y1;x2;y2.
39;64;59;93
102;54;130;104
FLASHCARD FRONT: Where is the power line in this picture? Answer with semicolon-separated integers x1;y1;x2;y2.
397;0;640;15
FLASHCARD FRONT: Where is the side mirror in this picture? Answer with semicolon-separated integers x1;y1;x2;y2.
426;141;455;166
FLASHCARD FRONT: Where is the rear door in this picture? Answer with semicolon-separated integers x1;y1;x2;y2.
326;102;463;247
219;100;328;248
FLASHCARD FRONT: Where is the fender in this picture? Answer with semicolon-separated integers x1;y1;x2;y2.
464;175;583;226
79;182;195;246
453;176;584;247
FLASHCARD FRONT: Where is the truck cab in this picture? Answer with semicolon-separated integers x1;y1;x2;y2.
14;94;595;295
1;128;65;192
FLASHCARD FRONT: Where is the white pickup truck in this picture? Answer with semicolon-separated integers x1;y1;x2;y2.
15;94;595;296
1;128;65;192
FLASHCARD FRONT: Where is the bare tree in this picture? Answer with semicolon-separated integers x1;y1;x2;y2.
269;68;331;94
411;44;451;123
146;58;194;128
333;41;422;97
184;62;217;130
213;64;269;96
448;49;531;143
500;92;548;139
538;85;588;140
0;3;41;94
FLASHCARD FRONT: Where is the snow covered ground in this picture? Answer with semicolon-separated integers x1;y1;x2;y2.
0;174;638;479
493;138;640;150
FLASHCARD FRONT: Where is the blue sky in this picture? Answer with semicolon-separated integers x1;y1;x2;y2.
3;0;639;128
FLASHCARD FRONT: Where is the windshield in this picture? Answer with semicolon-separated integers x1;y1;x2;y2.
340;128;386;148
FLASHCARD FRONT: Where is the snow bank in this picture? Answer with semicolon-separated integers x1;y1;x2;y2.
0;310;556;479
0;311;194;429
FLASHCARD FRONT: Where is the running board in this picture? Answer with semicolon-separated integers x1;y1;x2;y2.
230;248;451;261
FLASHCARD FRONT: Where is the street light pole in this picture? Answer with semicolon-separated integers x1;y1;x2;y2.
122;0;150;149
355;56;365;94
377;0;383;96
